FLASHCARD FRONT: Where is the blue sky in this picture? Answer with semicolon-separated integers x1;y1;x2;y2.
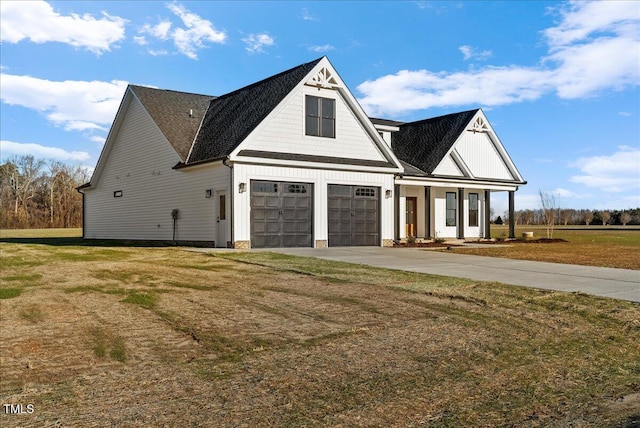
1;0;638;215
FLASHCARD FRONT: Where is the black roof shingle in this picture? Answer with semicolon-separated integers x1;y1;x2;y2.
129;85;216;161
187;57;323;164
392;109;479;175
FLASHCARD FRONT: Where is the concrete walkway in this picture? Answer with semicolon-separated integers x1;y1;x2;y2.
264;247;640;303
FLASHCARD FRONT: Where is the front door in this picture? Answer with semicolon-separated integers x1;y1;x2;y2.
405;197;417;238
216;191;227;247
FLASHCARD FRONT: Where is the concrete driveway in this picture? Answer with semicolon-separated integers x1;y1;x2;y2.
266;246;640;303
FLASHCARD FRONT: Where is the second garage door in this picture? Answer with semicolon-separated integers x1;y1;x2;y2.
250;180;313;248
328;185;379;247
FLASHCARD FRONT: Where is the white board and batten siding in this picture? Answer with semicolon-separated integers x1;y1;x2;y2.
239;86;388;163
455;131;514;180
232;163;396;246
84;96;231;243
433;130;516;181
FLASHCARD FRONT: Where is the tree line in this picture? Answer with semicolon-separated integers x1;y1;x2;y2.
500;207;639;227
0;154;638;230
0;155;89;229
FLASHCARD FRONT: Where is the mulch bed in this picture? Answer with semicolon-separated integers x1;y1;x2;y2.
393;242;461;248
464;238;569;244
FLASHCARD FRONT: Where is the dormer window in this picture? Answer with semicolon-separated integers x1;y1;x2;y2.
305;95;335;138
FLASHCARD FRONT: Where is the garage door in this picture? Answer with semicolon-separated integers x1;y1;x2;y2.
328;185;379;246
250;180;313;248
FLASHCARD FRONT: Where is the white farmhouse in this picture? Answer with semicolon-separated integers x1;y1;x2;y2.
79;57;525;248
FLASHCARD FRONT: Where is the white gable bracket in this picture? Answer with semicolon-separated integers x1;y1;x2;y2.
306;67;340;89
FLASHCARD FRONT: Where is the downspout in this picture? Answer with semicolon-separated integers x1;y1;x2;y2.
223;157;233;248
76;187;86;239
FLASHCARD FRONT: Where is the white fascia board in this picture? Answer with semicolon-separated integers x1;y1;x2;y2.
395;176;520;191
231;156;402;174
85;87;134;189
373;123;400;132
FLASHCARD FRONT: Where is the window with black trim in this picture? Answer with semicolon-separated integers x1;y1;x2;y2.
355;187;376;197
446;192;456;227
469;193;479;227
286;183;308;194
305;95;335;138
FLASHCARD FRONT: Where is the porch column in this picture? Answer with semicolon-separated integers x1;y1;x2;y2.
508;190;515;239
394;184;400;241
424;186;432;239
457;187;464;239
484;190;491;239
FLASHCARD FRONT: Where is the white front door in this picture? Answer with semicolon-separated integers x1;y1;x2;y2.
216;190;227;247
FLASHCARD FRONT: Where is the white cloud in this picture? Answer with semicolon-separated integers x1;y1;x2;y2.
358;66;552;116
0;73;128;131
308;44;334;53
242;33;274;54
301;8;318;21
0;1;126;55
459;45;492;61
1;140;90;162
138;3;226;60
90;136;106;145
569;146;640;193
618;112;632;117
357;1;640;116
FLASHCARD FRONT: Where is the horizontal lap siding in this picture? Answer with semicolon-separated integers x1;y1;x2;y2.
241;87;387;162
84;98;230;242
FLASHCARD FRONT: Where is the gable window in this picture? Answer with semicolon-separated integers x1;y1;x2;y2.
469;193;479;227
446;192;456;227
305;95;335;138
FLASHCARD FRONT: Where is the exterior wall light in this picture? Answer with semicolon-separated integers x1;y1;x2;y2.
239;182;247;193
385;189;392;199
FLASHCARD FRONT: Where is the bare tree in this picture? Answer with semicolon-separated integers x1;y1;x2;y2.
620;212;632;226
599;210;611;226
539;190;557;239
0;155;86;229
560;209;575;226
583;210;594;226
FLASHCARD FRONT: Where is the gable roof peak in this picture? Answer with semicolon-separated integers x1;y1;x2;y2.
188;57;324;164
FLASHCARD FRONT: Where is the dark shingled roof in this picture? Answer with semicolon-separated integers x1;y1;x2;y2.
369;117;405;127
392;109;479;175
188;57;323;164
130;85;216;161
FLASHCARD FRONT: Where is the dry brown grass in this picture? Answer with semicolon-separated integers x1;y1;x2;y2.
457;226;640;270
0;238;639;427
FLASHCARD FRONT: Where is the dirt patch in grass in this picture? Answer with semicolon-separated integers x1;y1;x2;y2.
1;239;639;427
455;226;640;269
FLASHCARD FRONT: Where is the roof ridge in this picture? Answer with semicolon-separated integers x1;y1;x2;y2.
129;84;216;99
401;108;480;127
209;57;324;103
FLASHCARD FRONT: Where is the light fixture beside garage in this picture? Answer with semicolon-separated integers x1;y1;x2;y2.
239;182;247;193
385;189;392;198
205;189;212;198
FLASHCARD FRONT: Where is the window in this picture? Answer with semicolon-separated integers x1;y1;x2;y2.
286;183;308;194
355;187;376;197
219;194;226;220
305;95;335;138
252;181;278;193
469;193;479;227
446;192;456;227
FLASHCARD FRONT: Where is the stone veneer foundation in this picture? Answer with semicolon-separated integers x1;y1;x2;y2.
233;241;250;249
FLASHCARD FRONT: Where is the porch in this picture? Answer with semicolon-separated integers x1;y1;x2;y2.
394;182;517;241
